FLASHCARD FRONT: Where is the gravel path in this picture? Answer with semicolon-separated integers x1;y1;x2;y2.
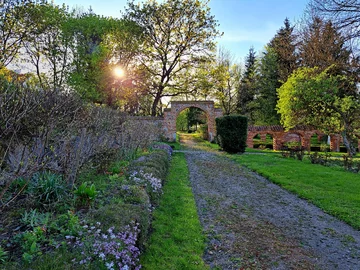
179;135;360;270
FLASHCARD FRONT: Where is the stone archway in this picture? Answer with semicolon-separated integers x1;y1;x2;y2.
163;101;223;141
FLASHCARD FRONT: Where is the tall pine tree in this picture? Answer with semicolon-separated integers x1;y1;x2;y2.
269;18;297;83
253;19;297;125
299;16;358;95
237;47;257;121
254;47;280;125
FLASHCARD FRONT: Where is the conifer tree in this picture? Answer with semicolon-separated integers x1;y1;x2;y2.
253;19;297;125
269;18;297;83
237;47;257;120
299;16;358;95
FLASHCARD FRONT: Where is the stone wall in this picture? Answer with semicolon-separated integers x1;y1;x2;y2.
129;116;164;141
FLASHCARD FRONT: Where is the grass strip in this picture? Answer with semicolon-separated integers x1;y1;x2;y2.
140;152;208;270
228;152;360;230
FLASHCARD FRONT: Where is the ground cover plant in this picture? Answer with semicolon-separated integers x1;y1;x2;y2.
140;152;207;270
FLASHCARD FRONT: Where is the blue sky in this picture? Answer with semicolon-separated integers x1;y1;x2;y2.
54;0;309;62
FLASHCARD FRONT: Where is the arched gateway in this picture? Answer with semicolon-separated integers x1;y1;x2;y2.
163;101;223;142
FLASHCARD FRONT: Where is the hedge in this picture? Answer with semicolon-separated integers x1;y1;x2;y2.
215;115;248;153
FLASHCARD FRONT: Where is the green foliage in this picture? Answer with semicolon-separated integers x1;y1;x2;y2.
29;172;69;209
176;109;189;131
21;209;51;230
277;66;360;156
14;226;46;264
125;0;221;115
50;211;81;236
309;152;332;166
253;46;281;125
269;18;297;83
89;203;150;250
0;245;8;264
200;48;241;115
65;13;144;106
0;0;39;68
74;182;97;208
237;47;257;120
216;115;248;153
121;185;150;205
176;107;207;132
141;153;207;269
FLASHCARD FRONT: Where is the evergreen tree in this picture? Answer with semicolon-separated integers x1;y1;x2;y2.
252;19;297;125
237;47;257;120
269;18;297;83
299;16;358;95
254;47;280;125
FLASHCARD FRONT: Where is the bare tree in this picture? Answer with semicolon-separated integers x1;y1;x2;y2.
309;0;360;41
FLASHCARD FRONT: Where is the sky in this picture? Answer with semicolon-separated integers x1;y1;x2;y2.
55;0;309;62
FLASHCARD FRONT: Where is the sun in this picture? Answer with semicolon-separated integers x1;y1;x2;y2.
114;67;125;78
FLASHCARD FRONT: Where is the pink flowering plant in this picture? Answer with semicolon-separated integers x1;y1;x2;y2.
67;221;141;270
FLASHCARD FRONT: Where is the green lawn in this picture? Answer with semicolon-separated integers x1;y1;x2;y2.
140;152;208;270
228;152;360;229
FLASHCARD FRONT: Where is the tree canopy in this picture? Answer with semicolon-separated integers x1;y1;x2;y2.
125;0;221;116
277;66;360;156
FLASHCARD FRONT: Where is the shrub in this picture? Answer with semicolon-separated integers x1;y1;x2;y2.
215;115;248;153
151;143;173;157
120;184;150;205
309;152;331;165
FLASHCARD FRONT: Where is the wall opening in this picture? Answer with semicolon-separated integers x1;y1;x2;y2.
310;133;328;152
176;106;209;140
252;134;273;150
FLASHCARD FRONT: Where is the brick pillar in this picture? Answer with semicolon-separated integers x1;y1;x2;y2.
301;136;311;151
273;136;283;151
207;111;215;142
246;132;254;148
260;134;267;142
330;134;341;152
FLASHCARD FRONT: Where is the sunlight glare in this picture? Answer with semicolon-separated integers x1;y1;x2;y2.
114;67;125;78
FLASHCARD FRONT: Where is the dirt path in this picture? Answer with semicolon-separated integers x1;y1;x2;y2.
178;134;360;270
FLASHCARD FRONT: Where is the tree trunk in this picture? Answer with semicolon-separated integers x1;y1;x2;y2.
342;130;357;157
151;92;162;116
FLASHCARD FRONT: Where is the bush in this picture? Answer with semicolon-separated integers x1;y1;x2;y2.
215;115;248;153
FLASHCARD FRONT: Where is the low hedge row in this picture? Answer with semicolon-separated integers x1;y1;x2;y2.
90;143;173;251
